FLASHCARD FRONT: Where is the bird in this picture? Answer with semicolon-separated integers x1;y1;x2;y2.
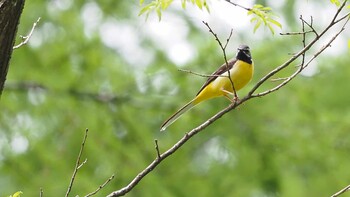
160;44;254;132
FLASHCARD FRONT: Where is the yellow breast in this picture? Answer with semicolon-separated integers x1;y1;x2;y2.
194;60;254;104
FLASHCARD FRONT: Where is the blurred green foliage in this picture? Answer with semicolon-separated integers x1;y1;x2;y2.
1;0;350;196
140;0;281;34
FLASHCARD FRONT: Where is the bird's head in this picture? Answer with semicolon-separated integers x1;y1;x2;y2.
236;44;252;63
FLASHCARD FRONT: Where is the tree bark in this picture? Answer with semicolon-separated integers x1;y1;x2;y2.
0;0;25;96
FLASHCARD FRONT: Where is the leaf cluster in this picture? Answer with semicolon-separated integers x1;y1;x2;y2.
139;0;209;20
248;4;282;34
139;0;282;34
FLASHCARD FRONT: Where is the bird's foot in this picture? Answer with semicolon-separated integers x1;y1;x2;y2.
222;89;239;103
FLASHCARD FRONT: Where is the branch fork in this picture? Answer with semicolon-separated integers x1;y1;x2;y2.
108;1;350;196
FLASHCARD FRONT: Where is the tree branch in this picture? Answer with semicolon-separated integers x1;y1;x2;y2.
0;0;26;96
202;21;238;99
13;17;41;49
85;174;115;197
65;128;89;197
107;1;349;196
331;184;350;197
4;81;129;104
64;128;115;196
178;68;226;78
154;139;161;159
223;0;251;12
248;0;349;97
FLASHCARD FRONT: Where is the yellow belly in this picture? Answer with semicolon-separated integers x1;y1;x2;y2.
194;60;253;104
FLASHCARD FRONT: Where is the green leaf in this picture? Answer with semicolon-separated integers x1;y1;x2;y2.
247;10;254;16
250;17;258;23
254;4;264;9
195;0;203;9
138;1;164;21
204;0;210;12
248;4;282;34
268;18;282;29
267;23;275;34
181;0;186;9
330;0;341;6
261;6;272;11
156;6;162;21
161;0;173;10
138;5;151;16
9;191;23;197
253;19;262;33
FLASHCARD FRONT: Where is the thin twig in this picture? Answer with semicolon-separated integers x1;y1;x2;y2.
334;11;350;24
107;2;349;196
300;15;307;69
300;15;319;36
40;188;43;197
154;139;161;159
65;128;89;197
13;17;41;49
223;0;251;11
251;12;349;98
270;77;289;82
178;68;227;78
247;0;348;97
77;158;88;170
224;29;233;50
202;21;237;99
331;184;350;197
85;174;115;197
280;30;313;35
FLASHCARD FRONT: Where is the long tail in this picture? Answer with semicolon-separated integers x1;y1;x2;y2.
160;99;196;132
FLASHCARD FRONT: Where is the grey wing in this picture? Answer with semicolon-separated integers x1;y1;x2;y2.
196;58;237;96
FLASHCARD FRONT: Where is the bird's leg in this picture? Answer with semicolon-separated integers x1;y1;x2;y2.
221;89;239;102
223;94;234;102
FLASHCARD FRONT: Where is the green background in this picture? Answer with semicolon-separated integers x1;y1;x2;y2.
1;0;350;196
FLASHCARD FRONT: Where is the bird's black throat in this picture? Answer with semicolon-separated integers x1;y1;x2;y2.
237;50;252;64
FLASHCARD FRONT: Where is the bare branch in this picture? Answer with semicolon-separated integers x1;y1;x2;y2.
107;2;349;196
252;15;348;98
13;17;41;49
4;82;129;104
300;16;307;70
331;184;350;197
223;0;251;11
280;30;313;35
224;29;234;50
247;0;348;97
85;174;115;197
270;77;289;82
154;139;161;159
107;96;242;197
300;15;319;36
65;128;89;197
202;21;238;99
178;68;226;78
77;158;88;170
334;11;350;24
